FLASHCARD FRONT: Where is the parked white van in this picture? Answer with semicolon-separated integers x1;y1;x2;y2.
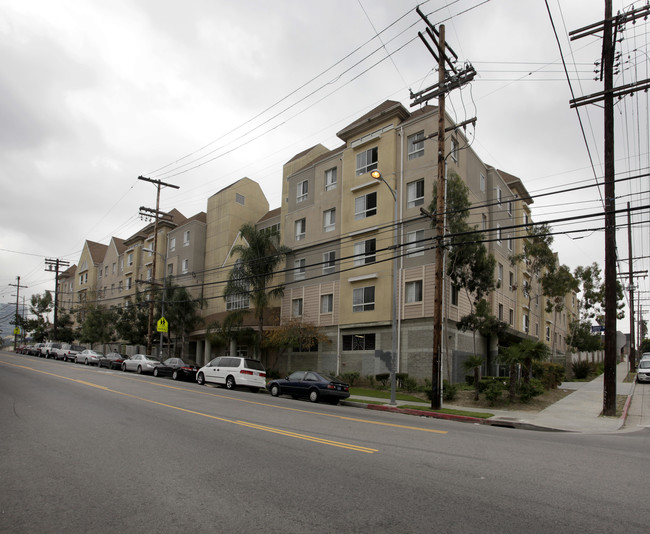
196;356;266;392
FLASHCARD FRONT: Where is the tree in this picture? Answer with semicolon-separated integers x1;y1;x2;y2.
223;223;291;358
568;319;603;352
114;291;149;346
518;338;550;383
263;319;331;370
498;344;524;402
77;305;115;346
25;292;54;342
574;262;625;324
462;355;484;401
158;280;204;359
542;264;579;357
56;312;75;343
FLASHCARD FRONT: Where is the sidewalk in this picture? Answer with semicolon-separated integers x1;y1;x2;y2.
345;361;647;433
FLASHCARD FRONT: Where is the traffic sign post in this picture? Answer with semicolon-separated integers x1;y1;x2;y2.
157;317;168;333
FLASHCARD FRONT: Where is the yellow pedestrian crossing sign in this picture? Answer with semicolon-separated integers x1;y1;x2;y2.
13;327;20;335
157;317;168;333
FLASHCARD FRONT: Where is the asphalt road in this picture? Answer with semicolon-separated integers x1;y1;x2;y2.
1;350;648;533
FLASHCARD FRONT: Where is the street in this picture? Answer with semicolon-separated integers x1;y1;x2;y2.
1;350;648;533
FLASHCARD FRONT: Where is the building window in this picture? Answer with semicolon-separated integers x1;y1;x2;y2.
354;239;376;266
354;192;377;220
523;314;530;333
450;137;459;162
295;218;306;241
84;273;88;283
480;173;486;192
297;180;308;202
496;186;502;205
127;253;134;266
496;224;502;244
498;303;503;321
112;262;116;274
119;257;124;271
508;201;513;216
407;179;424;208
182;259;189;274
482;213;487;230
236;193;245;205
356;147;378;175
146;268;152;281
105;266;109;276
126;277;132;290
294;258;306;280
353;286;375;312
325;168;337;191
323;251;336;274
183;230;190;246
118;281;123;293
451;284;459;306
226;293;249;311
406;230;425;257
545;325;551;341
167;263;173;276
98;270;102;280
508;236;513;252
342;333;376;351
407;131;425;160
323;208;336;232
170;237;176;252
509;271;514;291
498;263;503;286
292;298;303;317
321;294;333;314
509;309;514;326
405;280;423;303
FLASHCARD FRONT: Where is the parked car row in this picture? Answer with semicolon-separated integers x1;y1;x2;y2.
17;342;87;362
16;346;351;404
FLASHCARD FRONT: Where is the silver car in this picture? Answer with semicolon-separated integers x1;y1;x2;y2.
122;354;161;374
76;349;103;365
637;360;650;383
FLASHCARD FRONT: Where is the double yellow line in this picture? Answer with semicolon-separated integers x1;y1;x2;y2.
1;357;378;454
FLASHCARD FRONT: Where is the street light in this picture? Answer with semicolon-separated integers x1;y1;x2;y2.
370;170;398;406
143;246;167;359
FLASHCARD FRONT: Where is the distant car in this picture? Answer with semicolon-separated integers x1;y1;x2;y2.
152;358;199;381
29;343;45;356
76;349;103;365
266;371;350;404
196;356;266;392
122;354;161;374
637;360;650;383
98;352;128;370
42;342;62;359
63;344;86;362
53;343;70;360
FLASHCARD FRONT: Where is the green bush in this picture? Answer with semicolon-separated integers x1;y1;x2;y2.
484;381;504;405
465;375;475;386
478;376;508;393
365;374;376;388
396;373;408;388
266;369;281;380
594;362;604;375
341;371;360;386
572;360;591;379
518;378;544;403
401;376;418;392
442;379;458;401
533;362;565;389
375;373;390;387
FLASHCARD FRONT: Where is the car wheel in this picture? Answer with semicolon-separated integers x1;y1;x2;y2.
309;389;319;403
197;372;205;386
270;384;280;397
225;375;236;390
84;358;89;365
172;370;179;380
137;366;142;374
153;368;159;377
122;363;127;372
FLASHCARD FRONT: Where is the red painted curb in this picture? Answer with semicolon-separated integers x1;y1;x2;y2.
367;403;486;424
621;381;635;423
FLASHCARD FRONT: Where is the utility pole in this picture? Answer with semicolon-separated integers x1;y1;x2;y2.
45;258;70;340
627;203;636;372
9;276;28;351
412;6;476;409
138;176;179;355
569;0;650;416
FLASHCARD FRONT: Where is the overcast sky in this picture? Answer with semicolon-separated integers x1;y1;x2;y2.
1;0;648;333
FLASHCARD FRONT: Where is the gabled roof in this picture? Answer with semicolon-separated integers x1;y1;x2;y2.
290;144;346;176
87;241;108;264
112;237;127;255
336;100;410;142
257;207;281;224
186;211;207;224
498;169;533;204
124;208;187;245
60;264;77;277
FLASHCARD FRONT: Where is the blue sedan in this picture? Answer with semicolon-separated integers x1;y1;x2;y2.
266;371;350;404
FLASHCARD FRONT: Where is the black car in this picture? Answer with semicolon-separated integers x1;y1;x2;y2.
266;371;350;404
98;353;128;370
153;358;199;381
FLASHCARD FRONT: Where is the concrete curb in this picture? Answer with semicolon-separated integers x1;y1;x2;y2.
621;380;635;425
365;403;487;424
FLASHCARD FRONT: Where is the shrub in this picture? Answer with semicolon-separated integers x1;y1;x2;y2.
478;376;507;393
465;375;475;386
375;373;390;387
533;362;565;389
341;371;360;386
518;378;544;403
572;360;591;379
396;373;409;388
402;376;418;392
266;369;281;380
594;362;604;375
365;374;376;388
484;381;504;405
442;379;458;401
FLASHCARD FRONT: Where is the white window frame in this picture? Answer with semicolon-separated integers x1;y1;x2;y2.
355;147;378;175
496;186;502;205
407;131;424;160
295;218;306;241
226;293;249;311
297;180;308;202
450;137;459;162
323;208;335;232
169;237;176;252
480;172;486;192
182;259;189;274
183;230;190;246
352;286;375;312
325;168;337;191
354;192;377;220
126;277;132;290
405;280;423;303
236;193;245;205
292;298;303;317
406;229;425;257
294;258;306;280
498;263;503;285
497;224;502;244
323;251;336;274
407;179;424;208
320;294;333;314
354;239;376;266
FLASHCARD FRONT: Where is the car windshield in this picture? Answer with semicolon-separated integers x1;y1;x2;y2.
639;361;650;369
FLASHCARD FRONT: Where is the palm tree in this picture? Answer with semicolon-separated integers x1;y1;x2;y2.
498;345;524;402
518;339;550;384
223;223;291;359
463;355;484;401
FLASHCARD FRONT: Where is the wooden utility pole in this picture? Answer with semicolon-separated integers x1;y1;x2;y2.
569;0;650;416
411;7;476;409
9;276;28;351
138;176;179;355
627;203;636;372
45;258;70;340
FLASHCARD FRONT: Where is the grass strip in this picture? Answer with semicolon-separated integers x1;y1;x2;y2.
398;405;494;419
349;387;424;403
